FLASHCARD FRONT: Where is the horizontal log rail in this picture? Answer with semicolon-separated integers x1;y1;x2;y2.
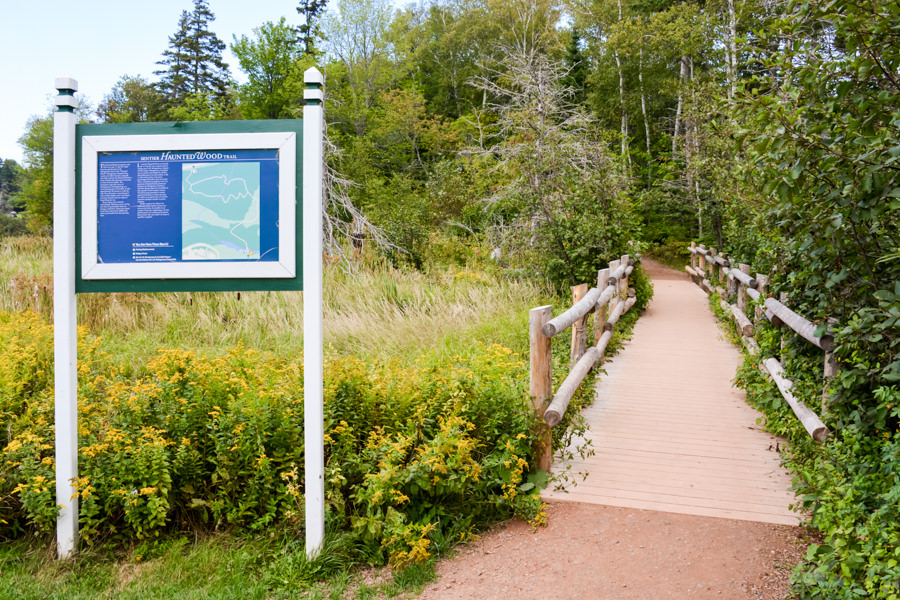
686;241;835;442
727;268;758;289
530;255;641;468
762;358;830;442
763;297;834;351
542;284;617;338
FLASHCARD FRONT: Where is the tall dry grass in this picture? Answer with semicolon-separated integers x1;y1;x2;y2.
0;236;547;368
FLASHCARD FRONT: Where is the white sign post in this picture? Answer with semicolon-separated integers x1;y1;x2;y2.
53;76;79;560
50;70;326;560
302;67;325;558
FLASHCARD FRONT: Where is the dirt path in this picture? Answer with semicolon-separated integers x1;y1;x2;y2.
418;501;808;600
418;259;809;599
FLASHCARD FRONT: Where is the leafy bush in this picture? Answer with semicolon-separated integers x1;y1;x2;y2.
0;311;543;565
731;310;900;598
0;214;28;238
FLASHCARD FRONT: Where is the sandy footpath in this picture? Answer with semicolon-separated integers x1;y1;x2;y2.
418;501;808;600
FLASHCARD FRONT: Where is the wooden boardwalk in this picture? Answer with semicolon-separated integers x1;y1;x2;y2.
542;261;799;526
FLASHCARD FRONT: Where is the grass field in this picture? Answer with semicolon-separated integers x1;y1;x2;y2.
0;236;546;368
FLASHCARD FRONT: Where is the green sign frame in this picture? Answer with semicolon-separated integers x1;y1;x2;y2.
75;119;303;293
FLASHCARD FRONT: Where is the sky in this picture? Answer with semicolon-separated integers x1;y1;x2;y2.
0;1;311;164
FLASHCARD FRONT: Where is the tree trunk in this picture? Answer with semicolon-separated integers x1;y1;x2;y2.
672;55;688;155
615;0;629;167
640;47;651;177
615;50;628;164
728;0;737;100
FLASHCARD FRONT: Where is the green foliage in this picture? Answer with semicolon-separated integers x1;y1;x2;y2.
0;158;22;214
231;18;308;120
0;215;28;238
645;240;690;270
96;75;167;123
14;115;53;234
716;5;900;592
733;0;900;404
0;311;544;566
731;313;900;597
165;90;241;122
562;28;588;105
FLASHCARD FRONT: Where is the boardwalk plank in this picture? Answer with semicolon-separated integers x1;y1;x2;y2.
543;260;799;525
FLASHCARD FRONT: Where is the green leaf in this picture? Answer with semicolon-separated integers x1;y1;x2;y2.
527;469;550;490
874;290;898;302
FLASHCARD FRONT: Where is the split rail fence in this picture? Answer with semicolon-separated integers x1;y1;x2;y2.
529;254;639;470
685;242;833;442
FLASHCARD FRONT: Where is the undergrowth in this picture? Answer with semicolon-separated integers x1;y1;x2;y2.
0;311;544;567
712;287;900;599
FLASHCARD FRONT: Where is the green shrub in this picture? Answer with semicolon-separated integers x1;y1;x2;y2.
0;312;543;565
0;214;28;238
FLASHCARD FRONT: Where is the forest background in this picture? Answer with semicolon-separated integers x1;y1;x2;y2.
1;0;900;598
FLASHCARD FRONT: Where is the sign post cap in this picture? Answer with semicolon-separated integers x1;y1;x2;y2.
304;68;323;85
55;76;78;92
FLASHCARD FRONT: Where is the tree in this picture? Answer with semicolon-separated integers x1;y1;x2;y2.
15;115;54;232
0;158;22;214
232;18;307;119
733;0;900;376
471;43;637;290
97;75;167;123
322;0;397;136
562;27;588;105
13;96;92;232
155;0;231;110
297;0;328;56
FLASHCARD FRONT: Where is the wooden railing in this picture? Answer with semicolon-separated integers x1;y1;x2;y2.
686;242;832;442
529;254;639;470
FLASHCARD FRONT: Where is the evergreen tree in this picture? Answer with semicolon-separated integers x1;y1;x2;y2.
155;0;231;106
562;27;588;105
156;10;193;103
297;0;328;56
0;158;23;215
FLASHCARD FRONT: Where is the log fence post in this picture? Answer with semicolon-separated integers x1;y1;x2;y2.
727;266;736;297
595;268;610;345
608;259;621;313
823;350;838;412
570;284;589;367
778;292;789;356
822;318;840;412
754;273;769;322
690;242;696;270
737;263;750;312
709;248;717;281
530;306;553;471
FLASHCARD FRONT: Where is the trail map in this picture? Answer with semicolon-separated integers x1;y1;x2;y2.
181;162;261;261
